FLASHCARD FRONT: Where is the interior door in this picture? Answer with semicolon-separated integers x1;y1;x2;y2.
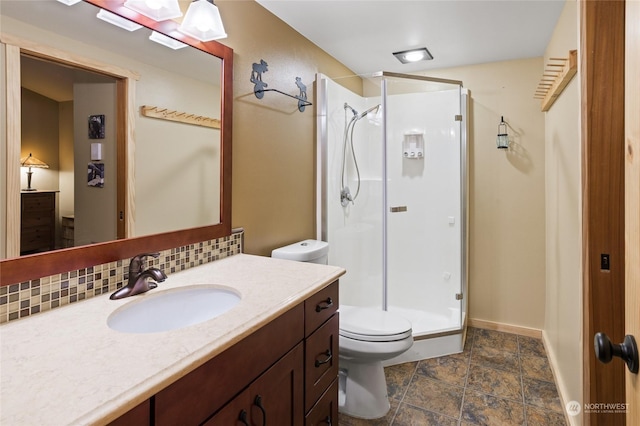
625;0;640;421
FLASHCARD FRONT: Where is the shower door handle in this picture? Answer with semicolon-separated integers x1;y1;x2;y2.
390;206;407;213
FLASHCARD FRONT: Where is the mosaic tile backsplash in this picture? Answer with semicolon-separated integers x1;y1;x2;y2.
0;230;243;324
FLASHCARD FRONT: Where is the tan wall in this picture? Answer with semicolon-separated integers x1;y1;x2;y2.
405;59;547;329
218;1;358;255
20;88;60;192
542;1;582;424
223;2;547;329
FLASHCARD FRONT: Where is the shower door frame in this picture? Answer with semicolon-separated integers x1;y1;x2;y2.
380;72;468;336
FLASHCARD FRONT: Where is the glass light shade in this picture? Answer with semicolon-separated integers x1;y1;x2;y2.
97;9;143;31
124;0;182;21
178;0;227;42
496;134;509;149
56;0;82;5
149;31;188;49
20;154;49;169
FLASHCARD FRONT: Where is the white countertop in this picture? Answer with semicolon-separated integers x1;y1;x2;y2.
0;254;345;425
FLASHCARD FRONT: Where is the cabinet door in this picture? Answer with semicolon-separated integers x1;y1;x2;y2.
107;400;150;426
204;392;251;425
249;343;304;426
305;379;338;426
204;343;304;426
156;304;304;425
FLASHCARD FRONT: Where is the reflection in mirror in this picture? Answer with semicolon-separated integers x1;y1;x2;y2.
0;0;232;286
2;0;222;259
20;54;121;255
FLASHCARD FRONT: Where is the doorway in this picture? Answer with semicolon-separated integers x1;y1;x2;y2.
4;39;134;258
20;53;121;254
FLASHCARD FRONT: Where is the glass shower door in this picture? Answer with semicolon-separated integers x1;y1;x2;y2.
382;74;465;337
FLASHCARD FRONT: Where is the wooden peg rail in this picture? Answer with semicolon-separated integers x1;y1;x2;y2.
535;50;577;112
140;105;221;129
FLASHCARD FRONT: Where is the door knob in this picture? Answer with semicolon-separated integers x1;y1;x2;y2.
594;332;639;374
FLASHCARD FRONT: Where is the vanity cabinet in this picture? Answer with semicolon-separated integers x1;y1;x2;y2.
203;344;304;425
20;191;56;254
139;280;340;426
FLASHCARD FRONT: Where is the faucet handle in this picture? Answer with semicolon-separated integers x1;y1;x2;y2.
129;252;160;274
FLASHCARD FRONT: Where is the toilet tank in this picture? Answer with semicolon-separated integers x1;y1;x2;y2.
271;239;329;264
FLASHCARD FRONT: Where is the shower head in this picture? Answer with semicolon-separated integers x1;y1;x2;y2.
358;104;381;119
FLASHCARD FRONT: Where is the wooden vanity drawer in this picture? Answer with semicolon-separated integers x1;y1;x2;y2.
305;313;339;412
305;379;338;426
304;280;338;336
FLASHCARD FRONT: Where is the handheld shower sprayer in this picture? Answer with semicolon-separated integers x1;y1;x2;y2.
343;103;380;120
340;102;382;207
358;104;381;119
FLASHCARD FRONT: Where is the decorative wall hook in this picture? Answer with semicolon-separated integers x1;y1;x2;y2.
250;58;312;112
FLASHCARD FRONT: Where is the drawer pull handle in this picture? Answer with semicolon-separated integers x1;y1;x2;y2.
315;297;333;312
238;409;249;426
254;395;266;426
324;416;332;425
315;349;332;367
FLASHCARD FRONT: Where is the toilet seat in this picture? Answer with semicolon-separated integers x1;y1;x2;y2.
339;305;412;342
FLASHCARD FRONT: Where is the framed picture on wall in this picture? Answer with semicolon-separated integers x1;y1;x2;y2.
88;162;104;188
88;114;105;139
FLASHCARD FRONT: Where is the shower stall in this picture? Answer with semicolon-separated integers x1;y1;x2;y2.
316;72;469;362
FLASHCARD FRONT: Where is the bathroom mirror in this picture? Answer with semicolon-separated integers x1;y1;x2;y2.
0;0;233;285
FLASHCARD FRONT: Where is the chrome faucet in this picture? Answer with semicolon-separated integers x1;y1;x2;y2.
109;252;167;300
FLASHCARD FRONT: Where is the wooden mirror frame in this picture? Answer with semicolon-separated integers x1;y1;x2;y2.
0;0;233;286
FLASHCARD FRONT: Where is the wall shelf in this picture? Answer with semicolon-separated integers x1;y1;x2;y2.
535;50;577;112
140;105;221;129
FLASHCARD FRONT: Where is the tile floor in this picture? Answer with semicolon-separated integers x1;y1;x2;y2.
339;327;567;425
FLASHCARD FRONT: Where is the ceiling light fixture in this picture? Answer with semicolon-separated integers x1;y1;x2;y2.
178;0;227;42
123;0;182;22
392;47;434;64
97;9;143;31
56;0;82;5
149;31;188;49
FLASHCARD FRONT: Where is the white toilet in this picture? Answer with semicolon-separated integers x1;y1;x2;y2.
271;239;413;419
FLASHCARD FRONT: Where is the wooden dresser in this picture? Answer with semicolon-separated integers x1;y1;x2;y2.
20;191;56;255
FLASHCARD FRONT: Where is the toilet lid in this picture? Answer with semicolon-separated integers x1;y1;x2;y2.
339;305;412;342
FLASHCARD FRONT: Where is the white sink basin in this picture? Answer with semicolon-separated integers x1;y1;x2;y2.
107;285;241;334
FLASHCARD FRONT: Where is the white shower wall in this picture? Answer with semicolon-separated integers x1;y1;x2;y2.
320;77;383;308
317;74;466;336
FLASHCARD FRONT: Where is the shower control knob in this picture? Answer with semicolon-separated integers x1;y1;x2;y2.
594;332;639;374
